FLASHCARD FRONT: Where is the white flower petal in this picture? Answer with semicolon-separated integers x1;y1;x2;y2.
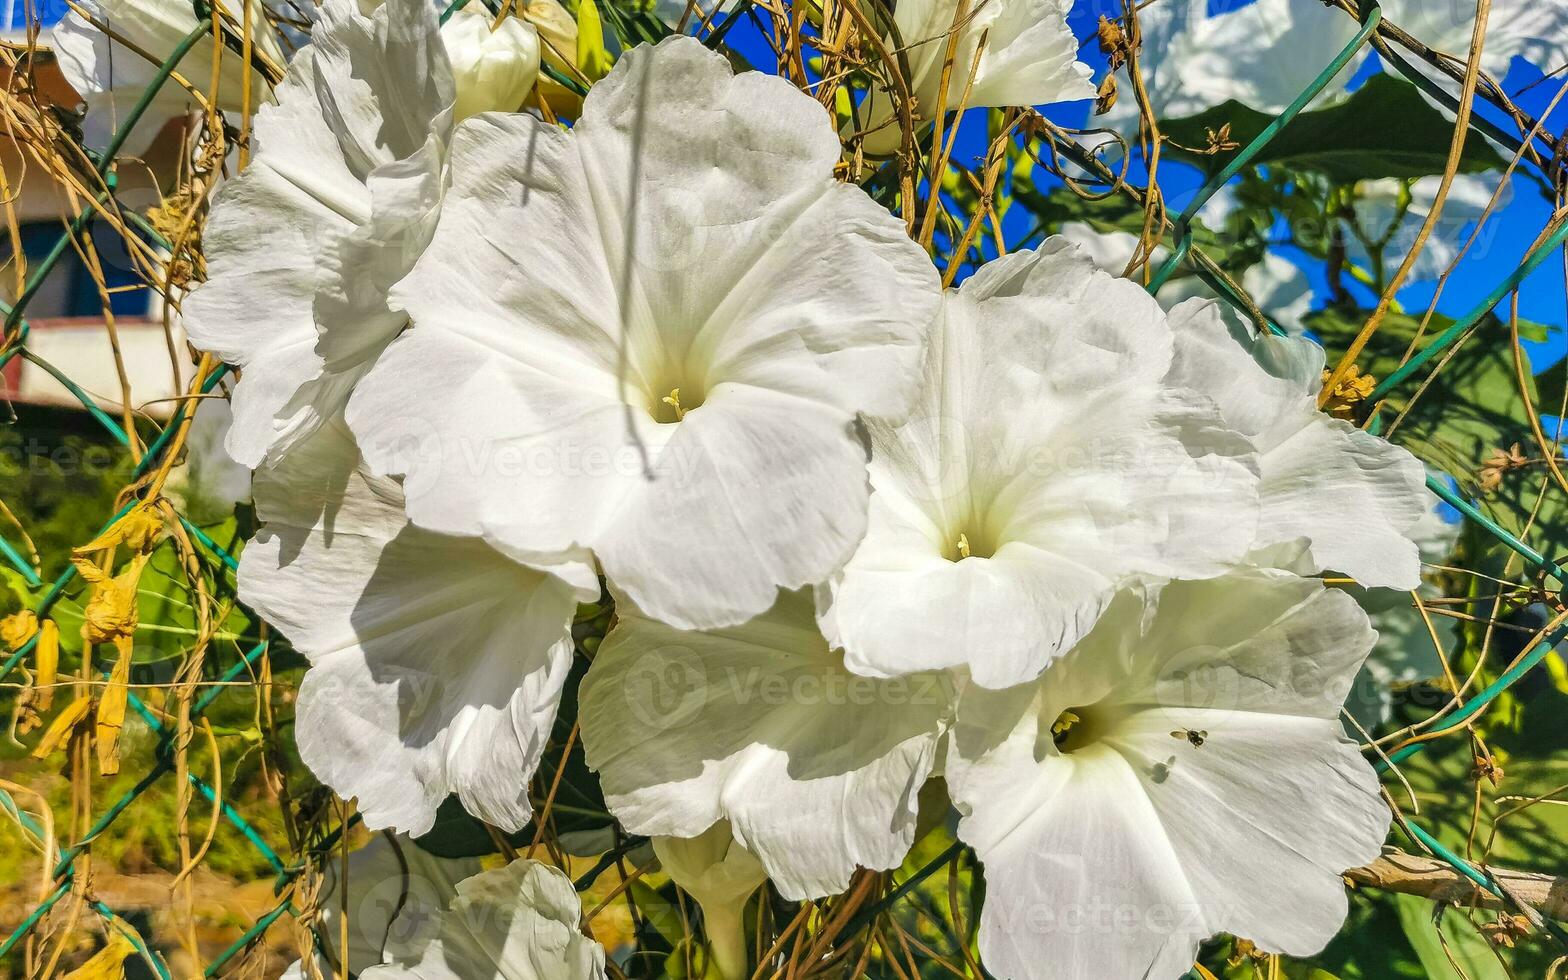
350;36;940;630
362;859;607;980
579;589;951;900
948;573;1390;980
1166;299;1428;588
238;423;594;834
818;241;1259;688
1059;222;1314;335
287;833;482;977
184;0;453;466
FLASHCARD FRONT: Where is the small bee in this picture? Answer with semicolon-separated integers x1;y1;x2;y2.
1170;728;1208;748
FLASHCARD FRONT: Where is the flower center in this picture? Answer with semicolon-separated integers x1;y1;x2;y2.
1050;707;1100;753
944;528;997;562
647;381;707;424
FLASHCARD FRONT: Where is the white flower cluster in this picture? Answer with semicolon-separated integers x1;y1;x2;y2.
85;0;1448;975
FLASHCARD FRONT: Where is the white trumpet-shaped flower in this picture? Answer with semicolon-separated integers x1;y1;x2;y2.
579;589;952;900
281;833;481;979
347;36;941;630
184;0;454;466
362;859;607;979
946;572;1391;980
239;422;597;834
1164;299;1429;589
856;0;1093;155
815;241;1260;690
441;4;542;121
51;0;286;152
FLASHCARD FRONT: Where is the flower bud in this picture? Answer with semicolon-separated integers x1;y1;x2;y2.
440;6;542;122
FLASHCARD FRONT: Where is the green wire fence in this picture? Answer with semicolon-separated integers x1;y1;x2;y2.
0;0;1563;974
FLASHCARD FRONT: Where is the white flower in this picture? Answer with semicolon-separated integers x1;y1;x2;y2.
347;36;941;630
1380;0;1568;83
654;0;738;30
239;422;597;834
441;5;541;121
856;0;1093;155
946;572;1391;980
578;588;952;900
280;833;481;979
654;822;768;980
1099;0;1568;131
1100;0;1360;130
1341;173;1505;284
361;858;607;979
51;0;286;152
184;0;455;466
1058;221;1314;335
1164;299;1430;589
814;241;1260;689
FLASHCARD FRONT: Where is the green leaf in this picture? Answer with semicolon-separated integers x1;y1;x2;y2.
1160;75;1504;183
1394;894;1510;980
411;795;500;859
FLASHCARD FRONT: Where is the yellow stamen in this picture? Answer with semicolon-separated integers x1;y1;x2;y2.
1051;710;1081;738
956;532;971;560
661;387;686;421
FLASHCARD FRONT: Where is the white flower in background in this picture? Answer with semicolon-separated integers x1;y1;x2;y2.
579;588;952;899
362;859;607;979
348;36;941;630
51;0;286;152
281;833;481;979
1341;173;1504;284
239;423;597;833
1100;0;1568;132
1100;0;1360;131
184;0;454;467
1381;0;1568;82
654;822;768;980
1165;299;1429;588
654;0;738;30
946;572;1391;980
815;241;1259;689
856;0;1093;155
440;3;541;121
1058;221;1314;335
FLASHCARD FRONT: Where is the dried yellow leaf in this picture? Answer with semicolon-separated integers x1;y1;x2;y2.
31;695;93;759
72;505;163;564
1;609;38;650
96;639;133;776
80;557;146;646
35;619;58;711
61;925;137;979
